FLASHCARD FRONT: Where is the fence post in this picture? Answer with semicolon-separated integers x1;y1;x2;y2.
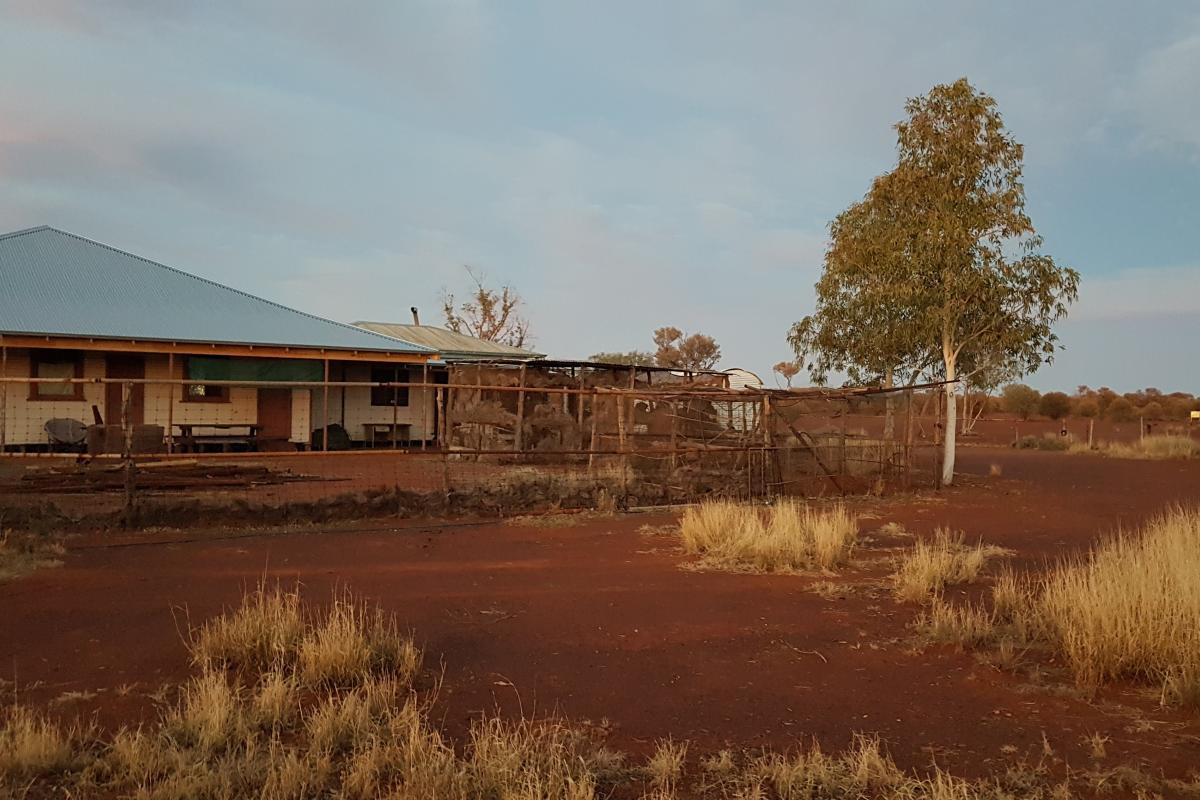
166;351;175;454
904;388;915;488
669;399;678;473
436;385;446;447
587;389;599;473
762;395;773;501
122;381;136;528
514;363;527;454
392;366;400;450
1088;418;1094;449
616;390;629;494
421;363;429;451
840;404;848;478
322;358;330;452
0;342;7;455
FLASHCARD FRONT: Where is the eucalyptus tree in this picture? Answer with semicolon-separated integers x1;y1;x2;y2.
789;189;934;440
794;78;1079;485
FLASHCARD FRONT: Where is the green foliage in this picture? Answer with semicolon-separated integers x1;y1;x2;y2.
1140;401;1165;420
652;327;721;371
791;78;1079;486
1001;384;1041;419
589;351;656;367
1106;397;1136;422
1038;391;1072;420
1074;397;1099;418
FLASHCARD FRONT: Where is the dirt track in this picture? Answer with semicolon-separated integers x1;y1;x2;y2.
2;446;1199;783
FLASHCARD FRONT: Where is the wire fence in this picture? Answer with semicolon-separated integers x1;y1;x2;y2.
0;375;935;530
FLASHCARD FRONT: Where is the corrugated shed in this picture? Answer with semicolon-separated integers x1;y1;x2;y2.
352;321;543;361
0;227;433;354
720;368;764;432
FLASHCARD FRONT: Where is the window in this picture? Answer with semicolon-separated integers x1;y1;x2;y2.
182;383;230;402
30;351;83;400
371;366;410;407
181;356;230;402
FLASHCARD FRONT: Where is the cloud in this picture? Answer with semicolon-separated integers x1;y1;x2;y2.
1;0;1198;393
1070;265;1200;321
1118;31;1200;155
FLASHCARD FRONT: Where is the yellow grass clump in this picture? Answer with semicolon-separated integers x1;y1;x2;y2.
1027;507;1200;704
189;583;420;689
678;500;857;572
0;707;77;779
0;529;64;582
892;529;1010;603
1072;434;1198;460
2;585;628;799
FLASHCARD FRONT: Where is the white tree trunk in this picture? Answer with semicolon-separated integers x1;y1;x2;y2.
942;350;957;487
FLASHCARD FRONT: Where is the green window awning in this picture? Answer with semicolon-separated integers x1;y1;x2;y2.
186;356;323;383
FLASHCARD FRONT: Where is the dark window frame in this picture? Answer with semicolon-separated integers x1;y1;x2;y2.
181;357;231;403
370;366;410;407
29;350;84;401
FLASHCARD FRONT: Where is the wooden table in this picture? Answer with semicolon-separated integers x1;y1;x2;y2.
362;423;412;448
173;423;260;453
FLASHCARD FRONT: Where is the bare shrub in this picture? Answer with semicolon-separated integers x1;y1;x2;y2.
678;500;857;573
892;529;1009;603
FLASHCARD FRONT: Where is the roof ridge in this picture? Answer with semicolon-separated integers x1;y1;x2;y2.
7;227;434;353
0;225;52;242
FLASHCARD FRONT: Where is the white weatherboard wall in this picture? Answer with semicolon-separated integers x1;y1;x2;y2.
309;363;435;442
1;349;312;447
1;350;105;445
142;355;310;445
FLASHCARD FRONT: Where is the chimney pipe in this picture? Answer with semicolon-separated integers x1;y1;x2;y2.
410;306;420;325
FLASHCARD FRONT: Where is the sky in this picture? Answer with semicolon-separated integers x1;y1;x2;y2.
1;1;1197;393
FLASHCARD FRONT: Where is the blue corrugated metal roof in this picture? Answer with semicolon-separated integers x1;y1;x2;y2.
0;227;434;355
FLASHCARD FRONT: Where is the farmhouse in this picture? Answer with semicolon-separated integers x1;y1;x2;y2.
0;226;438;452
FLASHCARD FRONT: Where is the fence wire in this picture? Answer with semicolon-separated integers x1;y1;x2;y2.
0;375;930;530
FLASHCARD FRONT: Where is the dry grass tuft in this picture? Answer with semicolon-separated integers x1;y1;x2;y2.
678;500;857;572
2;585;633;799
646;738;687;789
1072;434;1198;460
1025;507;1200;704
0;528;64;582
190;584;420;689
914;598;997;647
0;707;78;779
188;582;304;673
892;529;1010;603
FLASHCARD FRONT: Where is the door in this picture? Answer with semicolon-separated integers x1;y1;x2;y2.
257;388;294;450
104;355;145;426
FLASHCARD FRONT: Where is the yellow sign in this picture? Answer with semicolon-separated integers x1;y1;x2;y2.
1192;410;1200;420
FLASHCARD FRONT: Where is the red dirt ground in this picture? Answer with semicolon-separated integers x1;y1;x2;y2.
2;446;1199;787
